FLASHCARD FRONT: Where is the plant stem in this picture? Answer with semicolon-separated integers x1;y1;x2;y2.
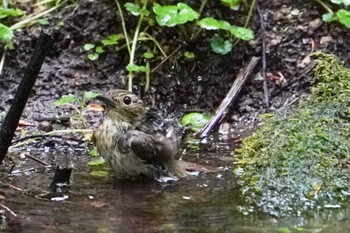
10;1;67;30
233;0;256;47
3;0;8;9
190;0;207;41
79;103;86;128
314;0;333;14
244;0;256;28
139;33;167;58
127;0;148;91
115;0;131;54
11;129;93;148
145;60;150;92
198;0;207;16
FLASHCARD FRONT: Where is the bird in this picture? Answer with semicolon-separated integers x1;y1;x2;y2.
93;89;187;179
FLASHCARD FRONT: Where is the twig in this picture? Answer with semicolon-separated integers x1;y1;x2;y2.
0;203;17;217
256;2;269;109
0;48;7;76
24;154;51;167
151;46;183;73
0;182;23;192
11;134;83;145
10;129;92;148
200;56;260;138
0;31;53;165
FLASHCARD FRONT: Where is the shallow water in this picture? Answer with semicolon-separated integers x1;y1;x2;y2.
2;139;350;233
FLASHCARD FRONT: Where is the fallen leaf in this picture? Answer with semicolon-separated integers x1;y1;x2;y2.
87;103;105;111
18;120;33;126
90;201;105;208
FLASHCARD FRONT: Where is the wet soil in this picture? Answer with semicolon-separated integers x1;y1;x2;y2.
2;0;350;232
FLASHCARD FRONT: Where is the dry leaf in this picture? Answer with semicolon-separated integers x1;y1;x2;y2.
87;103;105;111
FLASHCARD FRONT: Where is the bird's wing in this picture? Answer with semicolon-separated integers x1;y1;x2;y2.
118;130;178;165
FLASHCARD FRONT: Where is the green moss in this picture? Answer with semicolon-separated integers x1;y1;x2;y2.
234;53;350;216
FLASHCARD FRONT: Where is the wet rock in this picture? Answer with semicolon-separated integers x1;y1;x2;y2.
37;121;53;132
319;36;333;47
308;18;322;32
297;56;311;68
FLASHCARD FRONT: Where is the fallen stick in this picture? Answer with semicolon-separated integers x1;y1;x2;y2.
200;56;260;138
0;31;53;165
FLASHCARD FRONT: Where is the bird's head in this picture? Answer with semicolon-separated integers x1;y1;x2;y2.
96;89;146;125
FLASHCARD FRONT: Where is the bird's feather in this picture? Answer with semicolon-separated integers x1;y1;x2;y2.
118;130;176;167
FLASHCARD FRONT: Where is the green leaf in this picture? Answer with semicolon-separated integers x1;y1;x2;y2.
88;157;106;166
84;91;100;100
220;0;241;10
322;12;336;22
229;25;254;41
181;112;212;131
0;24;14;49
95;46;105;54
126;64;150;73
124;2;150;16
56;21;65;28
278;227;292;233
54;94;79;106
0;111;6;120
184;51;195;59
89;147;98;157
0;7;24;19
330;0;342;4
101;34;121;46
88;53;99;61
198;18;254;41
210;35;232;55
84;43;95;51
153;3;199;27
197;17;231;30
37;18;49;25
90;170;109;177
337;9;350;28
143;52;154;59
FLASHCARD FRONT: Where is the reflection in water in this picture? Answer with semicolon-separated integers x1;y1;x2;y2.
2;141;350;232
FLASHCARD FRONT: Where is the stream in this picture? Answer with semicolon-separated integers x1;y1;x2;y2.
1;137;350;233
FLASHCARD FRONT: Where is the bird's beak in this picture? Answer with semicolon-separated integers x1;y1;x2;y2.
96;95;117;109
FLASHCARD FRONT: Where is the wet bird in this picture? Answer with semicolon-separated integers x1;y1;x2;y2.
93;89;187;179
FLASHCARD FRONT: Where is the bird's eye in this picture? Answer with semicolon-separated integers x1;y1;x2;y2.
123;96;132;105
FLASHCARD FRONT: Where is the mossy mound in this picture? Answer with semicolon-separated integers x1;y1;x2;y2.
234;54;350;216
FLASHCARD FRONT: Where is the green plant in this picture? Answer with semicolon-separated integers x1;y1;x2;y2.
234;54;350;216
87;146;110;177
0;3;24;49
181;112;212;132
316;0;350;28
197;17;254;54
0;0;78;75
84;34;121;61
220;0;245;10
87;1;254;92
54;91;100;128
